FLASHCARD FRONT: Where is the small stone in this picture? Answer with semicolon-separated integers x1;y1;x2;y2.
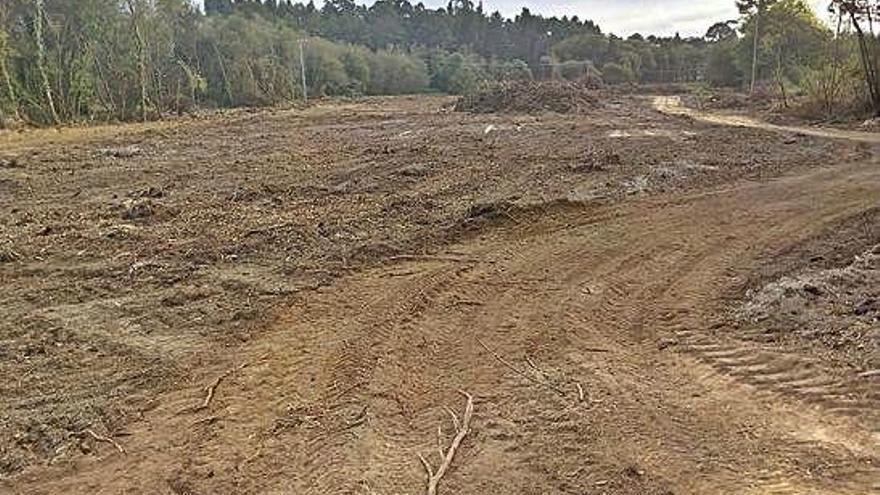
0;248;21;263
122;199;154;220
100;145;141;158
854;298;877;316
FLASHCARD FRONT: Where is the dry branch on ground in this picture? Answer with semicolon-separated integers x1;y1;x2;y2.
418;392;474;495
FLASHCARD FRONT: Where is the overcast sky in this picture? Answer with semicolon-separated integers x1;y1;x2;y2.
193;1;830;37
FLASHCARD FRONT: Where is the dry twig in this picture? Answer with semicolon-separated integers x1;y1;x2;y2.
418;392;474;495
84;429;126;455
183;362;248;414
859;369;880;378
198;369;232;411
476;338;567;397
389;254;479;263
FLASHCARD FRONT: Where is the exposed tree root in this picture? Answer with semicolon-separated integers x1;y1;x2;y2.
418;392;474;495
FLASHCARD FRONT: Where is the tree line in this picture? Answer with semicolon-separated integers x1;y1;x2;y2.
703;0;879;116
0;0;877;126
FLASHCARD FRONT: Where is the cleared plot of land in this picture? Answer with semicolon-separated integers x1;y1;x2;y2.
1;93;878;494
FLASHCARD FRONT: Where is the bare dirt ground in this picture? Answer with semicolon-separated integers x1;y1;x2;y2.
1;92;878;494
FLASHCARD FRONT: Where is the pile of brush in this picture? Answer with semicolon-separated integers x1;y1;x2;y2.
454;80;600;114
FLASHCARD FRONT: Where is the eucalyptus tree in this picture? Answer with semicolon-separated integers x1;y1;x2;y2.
737;0;778;92
831;0;880;114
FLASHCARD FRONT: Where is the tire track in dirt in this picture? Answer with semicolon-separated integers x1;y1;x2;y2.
9;117;880;495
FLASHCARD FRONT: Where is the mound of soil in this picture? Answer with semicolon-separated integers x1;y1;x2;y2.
454;80;599;114
736;244;880;368
686;88;775;112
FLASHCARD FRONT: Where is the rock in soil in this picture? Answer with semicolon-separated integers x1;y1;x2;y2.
121;199;155;220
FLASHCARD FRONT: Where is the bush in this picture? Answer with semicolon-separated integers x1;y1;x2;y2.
706;41;742;87
366;50;429;95
198;17;429;102
304;38;350;96
553;34;609;65
601;62;635;84
341;48;371;95
490;59;532;81
557;60;586;81
199;14;303;106
431;52;488;94
454;80;599;114
800;62;870;119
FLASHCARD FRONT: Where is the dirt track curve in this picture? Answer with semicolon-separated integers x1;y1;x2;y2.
7;101;880;495
654;95;880;144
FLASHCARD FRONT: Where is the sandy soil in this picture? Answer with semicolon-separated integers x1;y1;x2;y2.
1;93;878;494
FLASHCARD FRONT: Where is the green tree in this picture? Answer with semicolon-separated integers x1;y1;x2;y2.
366;49;429;94
831;0;880;115
737;0;779;92
738;0;828;99
431;51;487;94
0;5;19;124
706;20;738;42
706;40;743;86
552;34;609;66
490;59;533;81
601;62;635;84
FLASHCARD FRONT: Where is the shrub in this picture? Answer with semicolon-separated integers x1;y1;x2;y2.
490;59;532;81
366;50;429;95
430;52;488;94
601;62;635;84
706;41;743;87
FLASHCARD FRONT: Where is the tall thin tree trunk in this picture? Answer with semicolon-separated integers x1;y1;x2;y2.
851;12;880;115
92;48;119;118
212;42;233;105
34;0;59;124
0;52;19;121
775;52;787;108
299;39;308;103
750;0;761;94
128;0;148;122
826;12;844;115
0;6;19;122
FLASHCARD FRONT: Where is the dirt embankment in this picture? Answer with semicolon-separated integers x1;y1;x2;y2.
730;208;880;371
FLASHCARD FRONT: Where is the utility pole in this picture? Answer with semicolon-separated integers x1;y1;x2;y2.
299;39;308;104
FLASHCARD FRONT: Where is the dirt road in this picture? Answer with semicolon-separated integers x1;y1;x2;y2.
654;95;880;144
5;96;879;494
